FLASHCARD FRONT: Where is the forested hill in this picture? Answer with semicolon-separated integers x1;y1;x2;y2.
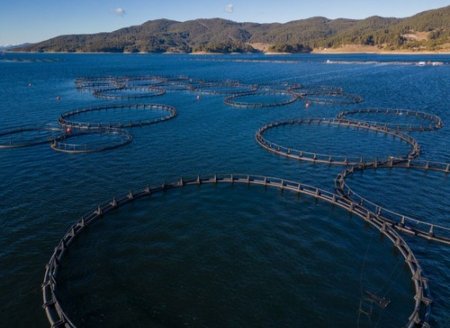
15;5;450;53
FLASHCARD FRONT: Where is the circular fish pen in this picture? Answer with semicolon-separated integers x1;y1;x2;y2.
291;85;344;97
75;77;124;91
224;91;299;109
256;118;420;165
191;80;258;95
42;174;431;328
303;92;363;105
76;75;191;93
290;85;363;105
58;104;177;129
76;76;167;92
120;75;166;87
256;81;292;92
50;128;132;154
0;125;64;149
92;86;166;100
336;108;444;132
157;76;194;91
335;159;450;244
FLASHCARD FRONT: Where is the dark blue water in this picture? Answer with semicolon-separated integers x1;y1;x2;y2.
0;52;449;327
66;108;169;126
264;123;413;161
339;111;437;127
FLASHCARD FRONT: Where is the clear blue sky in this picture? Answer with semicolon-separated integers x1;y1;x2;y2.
1;0;449;45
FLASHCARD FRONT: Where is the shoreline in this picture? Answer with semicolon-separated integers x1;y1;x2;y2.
311;45;450;55
4;50;450;56
312;50;450;55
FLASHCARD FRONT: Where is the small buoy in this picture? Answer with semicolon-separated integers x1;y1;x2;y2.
305;101;311;109
196;95;201;101
66;127;72;134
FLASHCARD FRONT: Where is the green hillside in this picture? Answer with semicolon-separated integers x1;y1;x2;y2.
15;6;450;53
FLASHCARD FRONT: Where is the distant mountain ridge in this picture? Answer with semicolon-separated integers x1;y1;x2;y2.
0;43;31;51
15;6;450;53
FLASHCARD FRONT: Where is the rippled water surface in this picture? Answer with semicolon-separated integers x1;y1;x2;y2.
347;169;450;227
339;111;437;127
58;184;412;328
66;107;170;126
0;53;449;327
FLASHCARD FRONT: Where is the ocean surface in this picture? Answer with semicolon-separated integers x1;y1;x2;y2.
0;52;449;327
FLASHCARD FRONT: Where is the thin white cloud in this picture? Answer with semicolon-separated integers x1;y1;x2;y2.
114;7;126;17
225;4;234;14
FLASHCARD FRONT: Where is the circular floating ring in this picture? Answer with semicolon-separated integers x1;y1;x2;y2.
157;75;193;91
290;85;363;105
224;91;299;109
192;80;258;95
336;158;450;245
336;108;444;131
303;92;363;105
0;125;64;149
120;75;166;87
256;118;420;165
58;104;177;129
41;174;431;328
75;77;123;91
50;128;132;153
292;85;344;97
92;86;166;100
254;81;293;93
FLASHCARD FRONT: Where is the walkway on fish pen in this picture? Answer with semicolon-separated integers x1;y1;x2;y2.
42;174;431;328
256;118;421;166
336;108;444;132
336;158;450;245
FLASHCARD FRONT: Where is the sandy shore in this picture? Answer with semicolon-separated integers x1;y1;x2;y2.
190;51;223;55
264;52;291;55
312;45;450;55
6;49;450;55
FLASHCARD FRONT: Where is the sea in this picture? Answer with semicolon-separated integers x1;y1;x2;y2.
0;52;449;327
